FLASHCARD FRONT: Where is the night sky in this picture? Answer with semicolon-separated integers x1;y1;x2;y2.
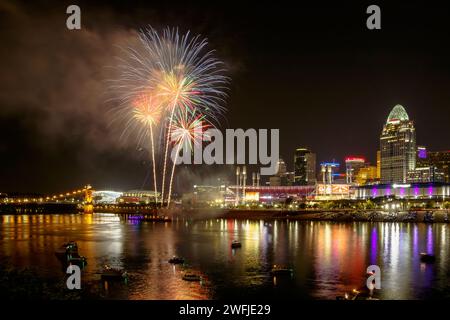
1;0;450;194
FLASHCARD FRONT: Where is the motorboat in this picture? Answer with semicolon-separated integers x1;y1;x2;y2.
101;265;128;281
182;273;201;282
231;240;242;248
55;241;85;267
420;253;436;263
270;265;293;276
336;288;380;300
55;241;78;260
168;256;185;264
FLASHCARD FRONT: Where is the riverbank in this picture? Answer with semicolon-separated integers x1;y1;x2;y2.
176;208;450;223
1;207;449;223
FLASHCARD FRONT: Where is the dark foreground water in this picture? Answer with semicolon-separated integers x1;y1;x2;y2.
1;213;449;300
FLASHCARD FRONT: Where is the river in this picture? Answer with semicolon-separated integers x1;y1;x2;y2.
1;213;449;300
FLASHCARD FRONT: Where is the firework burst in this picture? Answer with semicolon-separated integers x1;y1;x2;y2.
112;26;228;207
170;108;210;149
131;94;162;128
167;108;211;206
132;94;162;203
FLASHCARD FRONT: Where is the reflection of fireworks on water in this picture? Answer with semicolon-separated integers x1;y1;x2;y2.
112;26;228;207
167;108;211;206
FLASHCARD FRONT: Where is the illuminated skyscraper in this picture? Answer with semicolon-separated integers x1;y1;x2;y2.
294;148;316;185
380;105;416;183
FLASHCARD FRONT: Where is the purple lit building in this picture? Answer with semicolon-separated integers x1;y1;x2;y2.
355;182;450;200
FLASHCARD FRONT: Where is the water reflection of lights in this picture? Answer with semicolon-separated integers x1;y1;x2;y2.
2;215;450;299
273;220;278;246
361;223;367;244
439;225;448;272
389;224;400;272
370;227;378;265
291;221;299;246
246;221;261;241
413;225;419;256
426;225;433;254
324;224;332;262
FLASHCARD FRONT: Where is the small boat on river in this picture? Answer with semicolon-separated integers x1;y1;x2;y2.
420;253;436;263
336;288;380;300
55;241;87;267
182;273;201;282
168;256;185;264
231;240;242;248
55;241;78;260
270;265;293;276
101;265;128;281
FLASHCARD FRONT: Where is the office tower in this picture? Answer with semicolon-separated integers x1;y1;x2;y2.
294;148;316;185
380;105;416;183
421;150;450;183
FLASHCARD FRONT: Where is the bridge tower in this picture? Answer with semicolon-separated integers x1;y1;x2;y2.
84;184;94;214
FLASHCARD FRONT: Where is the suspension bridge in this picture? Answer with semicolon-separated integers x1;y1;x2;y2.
0;185;94;214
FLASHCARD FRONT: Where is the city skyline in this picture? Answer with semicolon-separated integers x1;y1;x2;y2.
3;100;447;194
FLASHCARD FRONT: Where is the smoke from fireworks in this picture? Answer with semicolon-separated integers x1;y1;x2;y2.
111;26;228;207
